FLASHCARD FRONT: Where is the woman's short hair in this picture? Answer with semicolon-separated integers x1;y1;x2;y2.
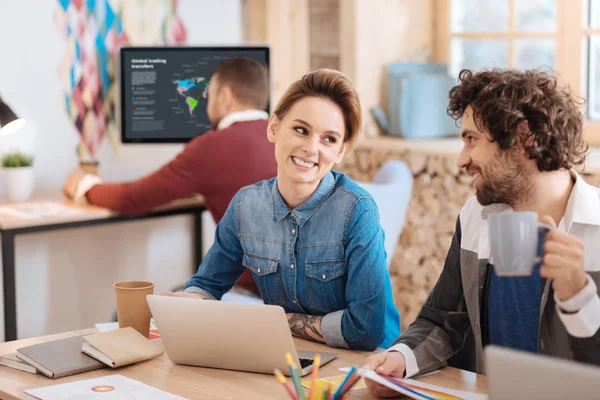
273;69;362;148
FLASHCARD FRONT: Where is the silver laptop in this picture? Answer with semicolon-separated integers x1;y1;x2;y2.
146;295;336;376
485;345;600;400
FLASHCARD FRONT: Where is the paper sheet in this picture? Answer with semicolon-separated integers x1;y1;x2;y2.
94;322;120;332
95;320;160;339
302;373;367;393
0;202;85;219
25;374;187;400
353;369;488;400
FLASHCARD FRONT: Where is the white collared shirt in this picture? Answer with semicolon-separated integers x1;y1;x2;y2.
217;109;269;130
552;169;600;338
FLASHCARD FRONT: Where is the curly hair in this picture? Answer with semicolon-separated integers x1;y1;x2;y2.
447;69;588;171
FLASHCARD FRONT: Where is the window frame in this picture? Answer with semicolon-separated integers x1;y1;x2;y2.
433;0;600;146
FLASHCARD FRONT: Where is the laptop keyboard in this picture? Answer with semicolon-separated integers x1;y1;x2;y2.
299;358;314;369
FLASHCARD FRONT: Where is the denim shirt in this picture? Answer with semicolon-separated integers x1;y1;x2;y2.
185;171;401;350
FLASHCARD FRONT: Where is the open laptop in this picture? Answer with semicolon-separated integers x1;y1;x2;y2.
146;295;336;376
485;345;600;400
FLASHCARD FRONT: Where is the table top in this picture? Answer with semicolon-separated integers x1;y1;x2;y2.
0;191;205;231
0;329;487;400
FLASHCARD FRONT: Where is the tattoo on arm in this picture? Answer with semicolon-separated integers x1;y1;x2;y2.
286;313;325;343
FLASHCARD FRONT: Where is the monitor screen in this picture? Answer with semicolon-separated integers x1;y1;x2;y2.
120;46;269;143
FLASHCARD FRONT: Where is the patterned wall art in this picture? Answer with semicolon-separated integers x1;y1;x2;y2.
55;0;187;159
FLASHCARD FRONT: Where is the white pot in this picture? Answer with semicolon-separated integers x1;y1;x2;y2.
3;166;35;202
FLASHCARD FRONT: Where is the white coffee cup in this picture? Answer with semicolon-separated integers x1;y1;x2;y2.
488;211;552;276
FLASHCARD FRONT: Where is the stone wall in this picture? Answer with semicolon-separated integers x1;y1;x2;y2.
337;145;600;331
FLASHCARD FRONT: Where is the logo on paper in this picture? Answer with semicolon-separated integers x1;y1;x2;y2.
91;385;116;392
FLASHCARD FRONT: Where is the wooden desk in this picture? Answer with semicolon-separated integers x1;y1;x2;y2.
0;192;206;342
0;329;487;400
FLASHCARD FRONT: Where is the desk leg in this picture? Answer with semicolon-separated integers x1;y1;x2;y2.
2;231;16;341
193;211;203;275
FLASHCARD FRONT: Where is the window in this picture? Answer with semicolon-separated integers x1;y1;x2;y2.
449;0;556;75
435;0;600;145
586;0;600;121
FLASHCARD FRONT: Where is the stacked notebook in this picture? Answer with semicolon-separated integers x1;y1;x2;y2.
0;353;38;374
0;328;164;378
13;336;105;378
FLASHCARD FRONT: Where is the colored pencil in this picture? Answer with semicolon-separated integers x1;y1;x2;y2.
337;373;362;398
285;352;306;400
333;366;356;399
274;368;300;400
308;353;321;400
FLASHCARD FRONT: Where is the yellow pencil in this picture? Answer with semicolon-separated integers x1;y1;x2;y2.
309;353;321;400
274;368;300;400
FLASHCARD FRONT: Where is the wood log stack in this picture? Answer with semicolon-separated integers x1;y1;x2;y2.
337;144;600;331
584;172;600;187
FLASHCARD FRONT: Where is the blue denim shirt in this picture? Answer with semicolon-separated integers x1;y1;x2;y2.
185;171;401;350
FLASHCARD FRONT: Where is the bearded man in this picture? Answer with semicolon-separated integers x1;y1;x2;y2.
365;69;600;398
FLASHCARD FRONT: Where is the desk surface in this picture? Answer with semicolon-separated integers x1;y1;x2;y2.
0;329;488;400
0;191;204;231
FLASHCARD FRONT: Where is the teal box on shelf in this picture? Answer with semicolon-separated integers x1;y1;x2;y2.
388;63;460;139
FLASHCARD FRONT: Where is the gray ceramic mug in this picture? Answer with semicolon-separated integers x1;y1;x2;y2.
488;211;553;276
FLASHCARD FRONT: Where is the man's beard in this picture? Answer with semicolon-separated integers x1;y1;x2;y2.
475;149;532;207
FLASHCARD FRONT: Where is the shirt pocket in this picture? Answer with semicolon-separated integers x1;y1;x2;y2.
305;260;347;312
242;253;285;305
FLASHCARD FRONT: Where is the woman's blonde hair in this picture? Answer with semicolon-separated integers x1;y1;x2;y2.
273;69;362;148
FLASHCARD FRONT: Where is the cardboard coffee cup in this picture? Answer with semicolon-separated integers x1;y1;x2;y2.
114;281;154;338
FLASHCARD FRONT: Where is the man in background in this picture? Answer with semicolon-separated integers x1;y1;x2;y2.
63;56;276;295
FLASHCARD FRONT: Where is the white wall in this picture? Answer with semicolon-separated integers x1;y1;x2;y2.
0;0;241;341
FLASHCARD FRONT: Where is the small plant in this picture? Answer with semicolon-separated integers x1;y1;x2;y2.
1;151;34;168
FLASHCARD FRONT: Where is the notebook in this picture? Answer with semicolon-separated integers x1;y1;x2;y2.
17;335;105;379
82;327;164;368
0;352;38;374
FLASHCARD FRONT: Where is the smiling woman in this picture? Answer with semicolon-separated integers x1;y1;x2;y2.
170;69;401;351
266;70;359;208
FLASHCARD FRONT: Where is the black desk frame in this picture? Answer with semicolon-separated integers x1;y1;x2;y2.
1;204;205;342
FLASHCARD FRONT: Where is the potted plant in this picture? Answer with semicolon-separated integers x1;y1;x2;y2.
2;151;34;202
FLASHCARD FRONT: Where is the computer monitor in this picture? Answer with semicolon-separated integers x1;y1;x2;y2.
120;46;269;143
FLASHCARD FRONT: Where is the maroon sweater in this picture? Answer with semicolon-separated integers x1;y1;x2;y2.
86;119;276;292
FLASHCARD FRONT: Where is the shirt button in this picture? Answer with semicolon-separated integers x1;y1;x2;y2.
292;299;297;304
291;229;296;234
322;274;326;279
290;264;295;269
257;268;261;273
